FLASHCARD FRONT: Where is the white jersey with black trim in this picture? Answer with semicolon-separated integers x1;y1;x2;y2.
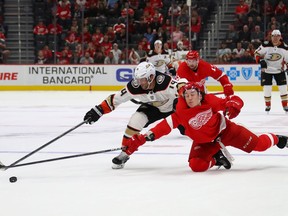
146;50;171;74
255;41;288;74
108;71;178;113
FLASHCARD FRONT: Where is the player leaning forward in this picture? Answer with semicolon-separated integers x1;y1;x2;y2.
123;82;288;172
254;29;288;112
84;62;181;169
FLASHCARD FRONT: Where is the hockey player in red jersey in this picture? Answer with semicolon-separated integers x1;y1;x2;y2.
123;82;288;172
176;50;234;96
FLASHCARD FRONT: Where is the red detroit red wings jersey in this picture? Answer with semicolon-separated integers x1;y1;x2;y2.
150;94;228;143
177;60;225;89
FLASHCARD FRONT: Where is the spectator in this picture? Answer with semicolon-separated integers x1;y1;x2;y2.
119;51;128;64
91;27;104;49
261;0;274;23
100;35;113;56
41;45;53;63
79;26;92;47
225;24;239;49
111;43;122;63
94;50;105;64
35;50;48;64
251;25;265;48
247;0;261;18
85;42;96;59
246;16;255;32
33;20;48;36
254;15;264;31
267;17;281;32
56;0;72;30
65;26;80;51
47;18;63;36
129;48;141;64
144;27;156;44
135;44;147;62
177;7;189;33
235;0;249;21
232;42;245;59
79;51;94;64
274;0;287;23
238;24;251;49
56;48;72;64
168;4;181;24
171;26;184;45
104;51;117;64
216;42;232;63
0;30;10;64
106;26;116;43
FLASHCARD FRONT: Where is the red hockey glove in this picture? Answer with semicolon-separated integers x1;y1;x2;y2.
123;134;147;155
225;95;244;119
223;84;234;97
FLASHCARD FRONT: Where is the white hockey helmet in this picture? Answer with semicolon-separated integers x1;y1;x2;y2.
154;40;162;46
134;62;156;82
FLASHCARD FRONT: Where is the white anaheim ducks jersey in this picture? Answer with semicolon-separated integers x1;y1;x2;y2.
172;49;188;61
106;71;178;113
171;49;188;70
254;41;288;74
146;50;171;74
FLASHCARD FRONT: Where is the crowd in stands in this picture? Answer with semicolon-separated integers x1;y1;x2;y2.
215;0;288;64
33;0;215;64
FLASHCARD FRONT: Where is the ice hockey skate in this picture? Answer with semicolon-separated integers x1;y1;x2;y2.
276;135;288;149
265;106;271;113
112;151;130;169
283;106;288;113
214;150;232;169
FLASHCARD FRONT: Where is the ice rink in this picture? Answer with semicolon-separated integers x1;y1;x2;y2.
0;90;288;216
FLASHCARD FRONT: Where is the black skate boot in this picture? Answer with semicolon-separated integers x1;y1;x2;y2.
276;135;288;149
265;106;271;112
214;150;231;169
283;106;288;113
112;151;130;169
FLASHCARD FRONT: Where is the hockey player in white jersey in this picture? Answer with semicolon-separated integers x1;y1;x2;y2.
171;40;188;71
146;40;176;76
83;62;181;169
254;29;288;112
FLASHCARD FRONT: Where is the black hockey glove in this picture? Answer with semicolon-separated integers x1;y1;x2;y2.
259;59;267;69
169;67;176;76
84;105;103;124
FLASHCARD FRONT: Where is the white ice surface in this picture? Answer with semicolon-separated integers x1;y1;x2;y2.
0;91;288;216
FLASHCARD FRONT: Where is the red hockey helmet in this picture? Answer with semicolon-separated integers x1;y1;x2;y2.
181;82;205;101
186;50;199;60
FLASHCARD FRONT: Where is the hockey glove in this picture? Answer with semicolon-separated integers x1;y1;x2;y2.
223;84;234;97
84;105;103;124
169;67;176;76
225;95;244;119
259;59;267;69
124;134;147;155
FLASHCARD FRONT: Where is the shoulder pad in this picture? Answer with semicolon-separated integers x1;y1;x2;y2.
153;71;173;91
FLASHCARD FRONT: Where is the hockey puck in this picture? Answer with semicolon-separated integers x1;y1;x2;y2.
9;176;17;183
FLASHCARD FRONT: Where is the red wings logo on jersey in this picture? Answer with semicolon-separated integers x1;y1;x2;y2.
188;108;212;130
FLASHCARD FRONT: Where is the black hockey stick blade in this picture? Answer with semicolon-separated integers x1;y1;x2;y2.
3;147;124;169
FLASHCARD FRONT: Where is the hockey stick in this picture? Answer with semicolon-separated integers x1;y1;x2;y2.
3;120;88;171
1;147;123;169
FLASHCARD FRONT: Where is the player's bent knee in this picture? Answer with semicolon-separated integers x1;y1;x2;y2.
189;158;210;172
